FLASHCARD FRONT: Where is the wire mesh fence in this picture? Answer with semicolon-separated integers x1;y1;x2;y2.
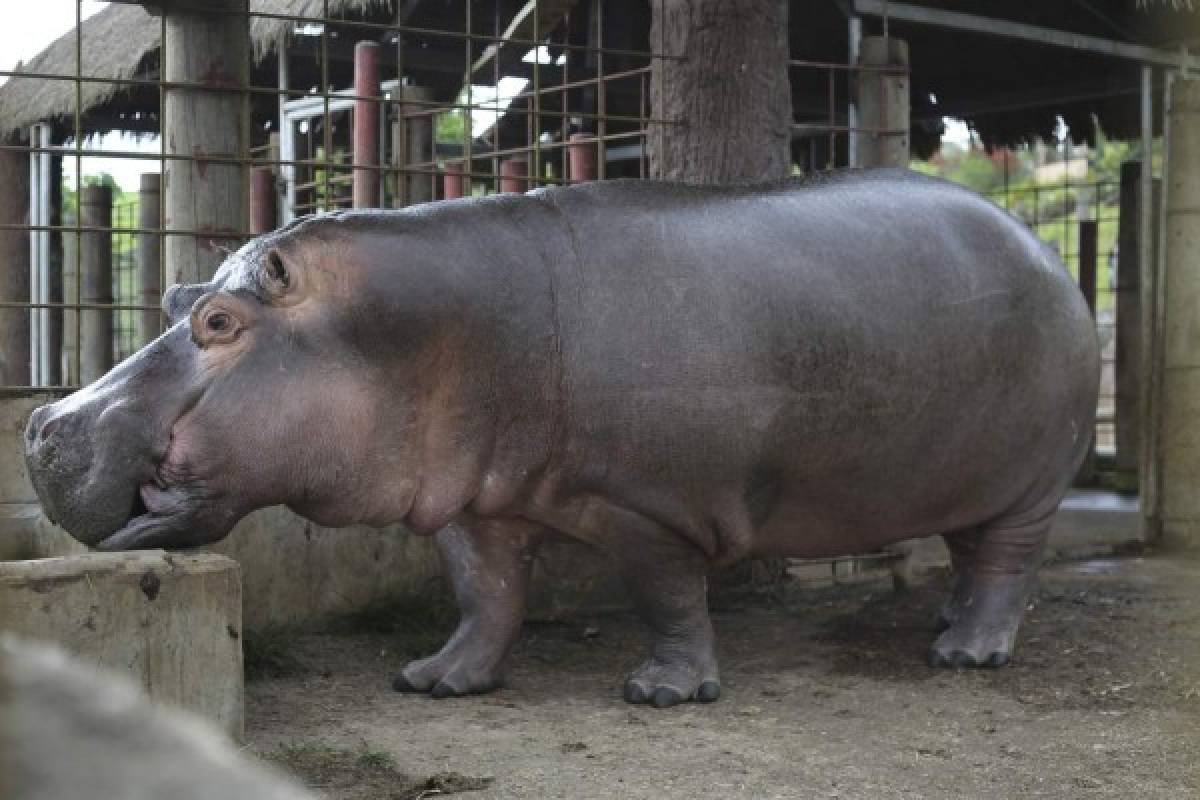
0;0;891;396
983;179;1121;457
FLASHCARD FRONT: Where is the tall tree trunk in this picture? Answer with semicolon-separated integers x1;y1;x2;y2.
648;0;792;184
649;1;793;591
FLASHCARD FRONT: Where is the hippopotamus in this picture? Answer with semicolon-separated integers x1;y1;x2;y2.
24;169;1099;708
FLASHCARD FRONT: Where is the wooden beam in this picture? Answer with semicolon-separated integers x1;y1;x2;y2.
852;0;1199;71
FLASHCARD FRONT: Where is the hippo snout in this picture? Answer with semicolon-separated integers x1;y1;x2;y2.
25;404;77;455
24;398;146;547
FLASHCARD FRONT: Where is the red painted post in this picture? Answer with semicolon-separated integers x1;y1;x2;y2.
568;133;596;183
352;41;381;209
499;158;529;193
249;167;277;234
442;161;465;199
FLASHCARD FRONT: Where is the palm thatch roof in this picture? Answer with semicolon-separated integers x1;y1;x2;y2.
249;0;394;62
0;0;391;142
0;3;160;142
1;0;1197;150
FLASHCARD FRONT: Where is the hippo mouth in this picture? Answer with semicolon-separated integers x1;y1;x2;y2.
91;433;217;551
90;481;191;551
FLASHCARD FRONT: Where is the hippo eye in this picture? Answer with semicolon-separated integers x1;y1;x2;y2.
265;250;290;291
206;312;232;333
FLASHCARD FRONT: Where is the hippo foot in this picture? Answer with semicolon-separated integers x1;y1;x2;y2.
927;575;1031;669
392;647;504;698
623;658;720;708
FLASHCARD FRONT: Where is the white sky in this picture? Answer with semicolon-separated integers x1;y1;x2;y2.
4;2;976;189
2;1;157;191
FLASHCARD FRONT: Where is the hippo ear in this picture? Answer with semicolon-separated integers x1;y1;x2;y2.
261;249;291;296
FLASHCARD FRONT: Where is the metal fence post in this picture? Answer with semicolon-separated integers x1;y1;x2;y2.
856;36;910;168
352;41;381;209
249;167;277;234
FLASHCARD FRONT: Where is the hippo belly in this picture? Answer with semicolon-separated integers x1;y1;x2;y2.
539;173;1097;570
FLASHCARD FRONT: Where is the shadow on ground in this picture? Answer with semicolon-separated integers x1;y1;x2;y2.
247;555;1200;799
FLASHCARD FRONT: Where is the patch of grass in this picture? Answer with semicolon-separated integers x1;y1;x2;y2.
356;749;396;770
262;740;492;800
243;625;306;681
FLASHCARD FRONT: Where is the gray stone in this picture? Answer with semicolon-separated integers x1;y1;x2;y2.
1;636;311;800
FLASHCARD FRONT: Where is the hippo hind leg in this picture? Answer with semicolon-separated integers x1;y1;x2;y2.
930;513;1050;669
392;517;542;698
616;533;720;708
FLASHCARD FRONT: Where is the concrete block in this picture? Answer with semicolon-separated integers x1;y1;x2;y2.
0;393;55;505
1162;220;1200;369
1159;368;1200;522
528;535;627;620
0;551;243;738
1049;490;1142;558
0;394;59;561
211;505;441;630
1166;80;1200;212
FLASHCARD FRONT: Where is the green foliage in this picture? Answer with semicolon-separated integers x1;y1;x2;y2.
911;126;1153;317
356;750;396;770
436;108;466;144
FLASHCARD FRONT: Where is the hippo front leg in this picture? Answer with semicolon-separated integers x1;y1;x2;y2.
617;533;720;708
392;517;543;698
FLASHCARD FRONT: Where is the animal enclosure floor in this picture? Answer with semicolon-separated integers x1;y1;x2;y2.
246;555;1200;799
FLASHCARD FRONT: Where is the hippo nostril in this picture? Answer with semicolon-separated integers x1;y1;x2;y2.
39;418;63;443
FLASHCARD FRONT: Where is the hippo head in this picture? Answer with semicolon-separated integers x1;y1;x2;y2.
24;216;424;550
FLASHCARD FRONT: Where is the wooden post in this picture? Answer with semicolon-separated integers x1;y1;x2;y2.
647;0;794;592
392;85;434;207
79;187;113;385
1079;219;1098;315
136;173;162;347
164;0;247;285
1078;218;1098;482
499;158;529;193
857;36;911;168
352;41;381;209
0;147;31;387
1115;162;1142;475
648;0;793;183
568;133;596;183
249;167;277;234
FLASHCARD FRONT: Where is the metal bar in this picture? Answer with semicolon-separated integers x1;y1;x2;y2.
352;40;381;208
1139;65;1159;533
852;0;1200;70
278;32;295;222
847;15;861;168
532;0;540;188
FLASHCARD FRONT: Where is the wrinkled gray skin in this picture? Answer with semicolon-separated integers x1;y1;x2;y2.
25;170;1099;708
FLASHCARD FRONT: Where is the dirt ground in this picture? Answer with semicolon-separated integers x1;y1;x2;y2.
247;554;1200;799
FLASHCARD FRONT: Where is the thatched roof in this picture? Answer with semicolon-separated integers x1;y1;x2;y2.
2;0;1197;149
0;0;391;141
0;3;160;142
249;0;394;62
